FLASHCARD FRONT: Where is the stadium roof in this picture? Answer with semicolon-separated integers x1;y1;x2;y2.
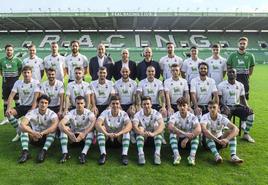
0;12;268;32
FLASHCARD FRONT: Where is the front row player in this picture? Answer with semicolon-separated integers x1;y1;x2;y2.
59;96;96;164
96;95;132;165
132;96;165;165
18;95;58;163
168;97;201;166
201;101;243;164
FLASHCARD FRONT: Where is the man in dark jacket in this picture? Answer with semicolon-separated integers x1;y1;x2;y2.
114;49;137;80
89;43;114;80
136;47;161;81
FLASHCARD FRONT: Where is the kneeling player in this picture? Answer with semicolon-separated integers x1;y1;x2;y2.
18;95;58;163
132;96;165;165
201;101;243;164
59;96;96;164
168;97;201;166
96;95;132;165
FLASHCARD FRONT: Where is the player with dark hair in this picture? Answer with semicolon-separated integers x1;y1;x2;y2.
96;95;132;165
201;100;243;164
168;97;201;165
18;95;58;163
0;44;22;125
59;96;96;164
227;37;255;100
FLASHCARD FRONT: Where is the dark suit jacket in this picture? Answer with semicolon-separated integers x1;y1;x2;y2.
136;59;161;81
89;56;114;80
113;60;137;80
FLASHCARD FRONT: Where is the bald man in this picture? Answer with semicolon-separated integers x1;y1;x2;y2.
114;49;137;80
89;43;114;80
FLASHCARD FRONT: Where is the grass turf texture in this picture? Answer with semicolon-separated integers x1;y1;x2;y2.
0;65;268;185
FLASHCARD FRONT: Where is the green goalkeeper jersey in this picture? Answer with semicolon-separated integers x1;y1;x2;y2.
227;51;255;75
0;56;22;77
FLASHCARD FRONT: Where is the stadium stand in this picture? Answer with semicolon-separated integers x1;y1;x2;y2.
0;12;267;63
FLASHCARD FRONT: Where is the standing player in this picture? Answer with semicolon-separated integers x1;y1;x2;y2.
64;67;91;114
40;68;64;116
132;96;165;165
218;68;255;143
181;46;204;85
201;101;243;164
22;44;44;82
159;42;183;80
96;95;132;165
65;40;88;82
44;42;66;82
0;44;22;125
164;63;189;115
205;44;227;85
227;37;255;100
168;97;201;166
90;67;115;116
59;96;96;164
18;95;58;163
191;62;218;118
6;66;40;141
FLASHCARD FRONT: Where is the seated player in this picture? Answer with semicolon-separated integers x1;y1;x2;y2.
132;96;165;165
201;101;243;164
218;68;255;143
95;95;132;165
59;96;96;164
18;95;58;163
168;97;201;166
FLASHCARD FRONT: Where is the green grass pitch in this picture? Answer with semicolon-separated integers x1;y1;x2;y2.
0;65;267;185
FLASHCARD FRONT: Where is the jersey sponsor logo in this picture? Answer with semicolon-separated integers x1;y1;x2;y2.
229;91;235;96
191;67;198;71
212;65;219;70
47;92;55;98
74;90;81;97
98;90;105;96
200;87;207;92
122;89;129;94
147;89;154;94
238;59;245;65
72;62;78;67
173;87;181;93
23;89;30;95
5;63;12;69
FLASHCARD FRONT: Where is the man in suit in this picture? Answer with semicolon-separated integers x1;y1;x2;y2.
89;43;114;81
136;47;161;81
113;49;137;80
